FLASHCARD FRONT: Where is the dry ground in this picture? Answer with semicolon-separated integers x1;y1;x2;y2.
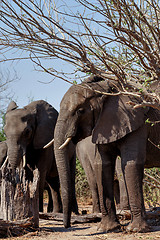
7;217;160;240
8;220;160;240
6;204;160;240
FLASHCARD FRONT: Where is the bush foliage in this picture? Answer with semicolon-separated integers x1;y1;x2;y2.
75;158;91;201
143;168;160;208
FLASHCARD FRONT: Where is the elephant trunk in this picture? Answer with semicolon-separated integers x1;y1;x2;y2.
7;139;24;169
54;120;72;228
7;149;19;169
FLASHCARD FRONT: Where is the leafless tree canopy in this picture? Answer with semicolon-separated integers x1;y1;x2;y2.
0;0;160;108
0;68;15;110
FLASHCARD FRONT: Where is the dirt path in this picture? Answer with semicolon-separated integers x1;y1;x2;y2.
6;204;160;240
9;218;160;240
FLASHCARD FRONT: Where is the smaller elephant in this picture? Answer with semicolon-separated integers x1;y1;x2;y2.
4;100;62;213
76;136;120;213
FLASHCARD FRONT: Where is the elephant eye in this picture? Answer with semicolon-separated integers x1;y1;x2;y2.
24;128;32;138
77;108;85;116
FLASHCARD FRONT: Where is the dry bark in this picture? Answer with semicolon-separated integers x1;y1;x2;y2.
0;164;40;228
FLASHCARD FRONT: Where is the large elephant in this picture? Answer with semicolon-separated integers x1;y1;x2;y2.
54;75;160;232
4;100;62;213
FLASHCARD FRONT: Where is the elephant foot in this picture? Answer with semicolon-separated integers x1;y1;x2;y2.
92;206;101;214
126;219;150;233
93;210;101;214
97;216;121;233
52;208;63;213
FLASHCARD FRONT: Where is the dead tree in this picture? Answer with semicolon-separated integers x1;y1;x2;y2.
0;164;39;228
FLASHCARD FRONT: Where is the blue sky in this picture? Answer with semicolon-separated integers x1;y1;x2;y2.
0;0;96;112
0;0;84;112
2;58;72;112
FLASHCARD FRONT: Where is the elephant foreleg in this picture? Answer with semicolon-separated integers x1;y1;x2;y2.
95;146;120;232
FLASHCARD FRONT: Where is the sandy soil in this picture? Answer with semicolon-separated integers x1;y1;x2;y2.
8;204;160;240
8;218;160;240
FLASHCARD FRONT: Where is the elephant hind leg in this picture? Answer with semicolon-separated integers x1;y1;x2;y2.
123;161;148;232
120;127;149;232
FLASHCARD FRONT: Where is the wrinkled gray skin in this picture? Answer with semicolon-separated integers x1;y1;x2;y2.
54;75;160;232
4;100;62;213
76;136;120;214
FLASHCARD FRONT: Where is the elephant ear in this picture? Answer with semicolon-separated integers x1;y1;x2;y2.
92;95;149;144
6;101;18;113
33;101;58;149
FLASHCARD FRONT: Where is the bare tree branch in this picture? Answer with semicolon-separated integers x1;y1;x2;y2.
0;0;159;109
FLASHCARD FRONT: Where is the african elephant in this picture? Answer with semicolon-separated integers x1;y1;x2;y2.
4;100;62;213
54;75;160;232
76;136;120;214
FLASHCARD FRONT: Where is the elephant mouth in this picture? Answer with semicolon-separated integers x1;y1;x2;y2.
7;152;27;169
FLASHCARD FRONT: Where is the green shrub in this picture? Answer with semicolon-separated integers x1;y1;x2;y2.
0;113;6;141
75;158;91;201
143;168;160;208
75;158;160;208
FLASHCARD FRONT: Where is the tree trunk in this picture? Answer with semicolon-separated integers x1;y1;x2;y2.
0;164;39;227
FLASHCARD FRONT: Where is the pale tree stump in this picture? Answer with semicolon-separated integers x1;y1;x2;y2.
0;164;40;228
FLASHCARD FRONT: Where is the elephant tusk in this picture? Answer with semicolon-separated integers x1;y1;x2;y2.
43;138;54;149
23;154;26;168
59;137;72;150
0;156;8;169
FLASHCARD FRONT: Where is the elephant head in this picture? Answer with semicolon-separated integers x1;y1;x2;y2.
4;100;58;169
54;75;148;228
